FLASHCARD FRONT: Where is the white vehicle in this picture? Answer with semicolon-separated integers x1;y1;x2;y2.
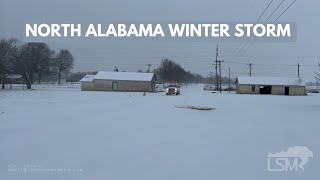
165;84;180;95
154;83;166;92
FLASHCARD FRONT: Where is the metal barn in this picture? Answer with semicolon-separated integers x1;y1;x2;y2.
236;77;306;96
80;71;156;92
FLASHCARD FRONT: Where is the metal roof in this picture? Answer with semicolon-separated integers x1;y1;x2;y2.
80;75;95;82
236;76;306;86
80;71;155;82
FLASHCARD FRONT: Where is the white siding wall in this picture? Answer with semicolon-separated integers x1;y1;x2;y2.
236;84;257;94
92;79;153;92
81;82;95;91
236;84;305;96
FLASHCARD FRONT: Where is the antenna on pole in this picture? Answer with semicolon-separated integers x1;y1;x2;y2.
297;63;300;78
146;64;152;73
215;44;219;92
248;63;253;77
228;67;231;93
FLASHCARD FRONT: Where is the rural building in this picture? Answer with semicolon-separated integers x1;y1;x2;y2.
0;74;24;84
80;71;156;92
236;76;306;96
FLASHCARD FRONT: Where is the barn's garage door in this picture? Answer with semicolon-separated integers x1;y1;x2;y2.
260;85;272;94
285;87;289;95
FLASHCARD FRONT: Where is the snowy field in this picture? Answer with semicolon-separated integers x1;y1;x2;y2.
1;84;319;180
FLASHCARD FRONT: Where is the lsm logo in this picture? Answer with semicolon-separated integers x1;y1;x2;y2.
267;146;313;172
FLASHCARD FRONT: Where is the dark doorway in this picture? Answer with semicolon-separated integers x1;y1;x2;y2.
112;82;118;91
259;85;272;94
285;87;289;95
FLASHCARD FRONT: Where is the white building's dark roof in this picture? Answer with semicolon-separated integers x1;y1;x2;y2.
236;77;306;86
80;71;155;82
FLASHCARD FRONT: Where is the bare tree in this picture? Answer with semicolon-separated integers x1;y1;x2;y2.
315;63;320;81
11;41;35;89
7;39;34;89
53;49;74;84
8;40;57;89
0;39;13;89
26;42;55;83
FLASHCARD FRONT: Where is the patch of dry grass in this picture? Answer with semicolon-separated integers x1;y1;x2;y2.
175;105;216;111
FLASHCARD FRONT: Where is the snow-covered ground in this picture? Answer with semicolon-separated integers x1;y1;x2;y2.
1;84;319;180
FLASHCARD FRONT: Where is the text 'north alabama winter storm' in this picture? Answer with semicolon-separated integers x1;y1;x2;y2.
25;23;293;39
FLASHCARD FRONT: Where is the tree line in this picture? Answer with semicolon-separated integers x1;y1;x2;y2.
0;38;74;89
153;58;234;84
154;59;204;83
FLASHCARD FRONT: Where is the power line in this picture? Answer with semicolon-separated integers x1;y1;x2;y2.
274;0;297;21
265;0;285;22
257;0;275;21
238;0;257;22
225;0;297;69
225;0;276;66
229;0;259;56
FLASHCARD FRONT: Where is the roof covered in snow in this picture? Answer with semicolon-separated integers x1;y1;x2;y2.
7;74;23;79
80;75;95;82
236;76;306;86
80;71;155;82
95;71;154;81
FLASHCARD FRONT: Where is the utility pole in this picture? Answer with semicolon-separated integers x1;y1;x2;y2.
215;44;219;92
213;44;224;93
228;67;231;93
297;63;300;78
218;60;224;93
210;72;213;85
248;63;253;77
146;64;152;73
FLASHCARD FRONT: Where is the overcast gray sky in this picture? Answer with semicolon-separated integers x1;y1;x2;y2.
1;0;319;81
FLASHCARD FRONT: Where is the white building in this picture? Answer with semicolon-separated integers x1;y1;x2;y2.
236;76;306;96
80;71;156;92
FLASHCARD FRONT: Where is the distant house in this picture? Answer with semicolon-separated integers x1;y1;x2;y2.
0;74;24;84
80;71;156;92
236;76;306;96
